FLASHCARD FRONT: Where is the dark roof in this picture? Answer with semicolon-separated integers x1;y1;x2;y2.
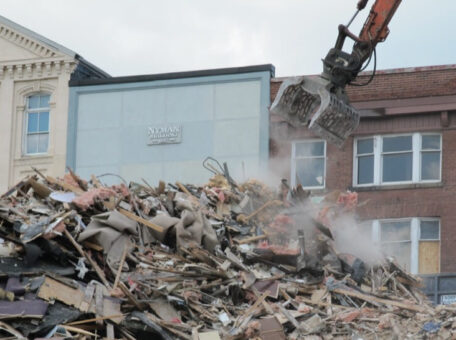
69;64;275;87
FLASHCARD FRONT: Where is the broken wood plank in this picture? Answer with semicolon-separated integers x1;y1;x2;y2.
46;175;84;195
253;289;274;314
28;177;52;198
117;208;164;233
66;314;125;326
277;303;300;329
83;241;104;252
63;228;111;288
91;174;103;188
332;287;427;312
236;290;269;327
62;325;98;337
119;282;145;311
235;234;268;244
113;245;129;290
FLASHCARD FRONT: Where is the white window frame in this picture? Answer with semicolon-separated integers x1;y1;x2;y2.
420;133;443;183
353;133;442;187
291;139;326;189
367;217;440;274
23;93;50;156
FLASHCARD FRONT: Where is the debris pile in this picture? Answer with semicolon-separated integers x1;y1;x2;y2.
0;169;451;339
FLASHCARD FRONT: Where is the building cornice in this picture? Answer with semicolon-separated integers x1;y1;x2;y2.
0;58;77;80
0;24;62;59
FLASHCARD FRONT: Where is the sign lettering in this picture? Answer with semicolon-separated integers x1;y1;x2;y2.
147;125;182;145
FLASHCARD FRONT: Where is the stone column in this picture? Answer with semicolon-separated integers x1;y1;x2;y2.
0;69;15;192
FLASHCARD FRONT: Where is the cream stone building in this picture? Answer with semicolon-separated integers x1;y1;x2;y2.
0;15;108;192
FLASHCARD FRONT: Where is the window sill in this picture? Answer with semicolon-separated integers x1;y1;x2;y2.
14;154;53;164
351;182;443;192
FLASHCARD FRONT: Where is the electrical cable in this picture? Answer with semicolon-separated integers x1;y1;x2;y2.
349;36;377;87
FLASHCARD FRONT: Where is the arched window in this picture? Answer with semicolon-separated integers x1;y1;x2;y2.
25;94;50;154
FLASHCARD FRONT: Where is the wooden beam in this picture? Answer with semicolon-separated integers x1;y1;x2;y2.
117;208;164;233
63;228;110;288
332;288;426;312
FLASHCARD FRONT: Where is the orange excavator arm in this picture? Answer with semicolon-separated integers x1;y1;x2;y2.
359;0;402;44
324;0;403;88
270;0;403;147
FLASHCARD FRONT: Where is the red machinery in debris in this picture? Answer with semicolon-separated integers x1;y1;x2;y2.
271;0;402;146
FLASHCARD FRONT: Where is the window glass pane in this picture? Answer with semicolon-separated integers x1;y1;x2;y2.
26;134;39;154
422;135;440;150
421;152;440;180
295;141;324;157
38;112;49;132
357;138;373;154
296;158;325;187
383;136;412;152
28;95;40;109
380;221;411;242
382;153;412;182
382;242;411;272
420;220;440;240
358;155;374;184
38;133;49;153
27;113;39;133
39;95;50;108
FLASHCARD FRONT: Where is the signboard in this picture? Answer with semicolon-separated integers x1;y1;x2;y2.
441;294;456;305
147;125;182;145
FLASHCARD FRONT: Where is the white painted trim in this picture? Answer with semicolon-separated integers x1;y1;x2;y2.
290;142;296;187
368;217;440;275
22;93;51;156
412;134;420;182
419;133;442;182
353;133;442;187
411;218;419;274
290;139;326;189
372;220;380;243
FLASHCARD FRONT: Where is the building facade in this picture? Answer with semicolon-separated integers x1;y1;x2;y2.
0;16;108;193
270;65;456;275
67;65;274;185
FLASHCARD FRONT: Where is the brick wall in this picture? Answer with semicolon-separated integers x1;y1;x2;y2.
271;65;456;103
270;65;456;272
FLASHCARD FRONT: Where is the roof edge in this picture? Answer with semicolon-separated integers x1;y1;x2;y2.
0;14;77;57
69;64;275;87
75;55;111;78
271;64;456;82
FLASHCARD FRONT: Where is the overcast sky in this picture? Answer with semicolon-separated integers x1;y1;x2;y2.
2;0;455;77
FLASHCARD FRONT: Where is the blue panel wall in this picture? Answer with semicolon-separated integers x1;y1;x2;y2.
67;70;271;185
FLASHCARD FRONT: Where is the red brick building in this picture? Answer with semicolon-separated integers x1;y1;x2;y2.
270;65;456;275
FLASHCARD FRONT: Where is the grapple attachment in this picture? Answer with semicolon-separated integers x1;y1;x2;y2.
270;76;360;147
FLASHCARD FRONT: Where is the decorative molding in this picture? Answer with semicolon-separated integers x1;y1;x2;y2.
0;25;59;59
25;63;32;77
64;61;72;74
7;65;13;78
0;59;76;80
45;61;51;76
16;81;56;102
55;61;61;75
16;64;23;78
36;62;42;77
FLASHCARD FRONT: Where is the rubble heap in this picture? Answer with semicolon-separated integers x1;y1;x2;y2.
0;169;451;339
